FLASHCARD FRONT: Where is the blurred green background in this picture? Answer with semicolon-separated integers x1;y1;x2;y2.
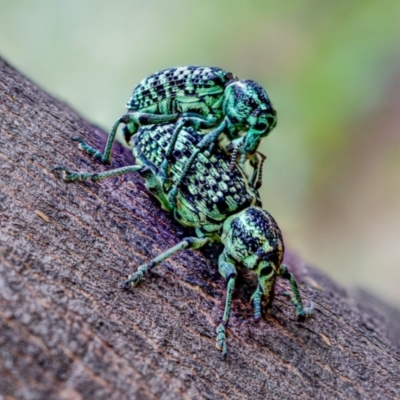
1;0;399;306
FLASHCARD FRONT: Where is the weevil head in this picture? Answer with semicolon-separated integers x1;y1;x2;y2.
223;80;277;165
221;206;284;281
223;80;277;141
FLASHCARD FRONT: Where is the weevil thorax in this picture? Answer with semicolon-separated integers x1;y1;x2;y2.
221;207;284;277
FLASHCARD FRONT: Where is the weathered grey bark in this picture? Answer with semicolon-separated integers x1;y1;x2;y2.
0;56;399;400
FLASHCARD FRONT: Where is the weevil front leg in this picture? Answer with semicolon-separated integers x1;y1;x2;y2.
75;112;179;165
125;236;210;288
249;152;267;190
166;119;229;206
278;264;313;320
215;253;237;357
159;113;217;183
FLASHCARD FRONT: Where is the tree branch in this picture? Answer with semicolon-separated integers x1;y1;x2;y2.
0;57;399;400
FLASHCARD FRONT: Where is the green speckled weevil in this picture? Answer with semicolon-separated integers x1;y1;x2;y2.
55;122;311;357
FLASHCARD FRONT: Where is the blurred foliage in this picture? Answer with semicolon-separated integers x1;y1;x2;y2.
1;0;399;306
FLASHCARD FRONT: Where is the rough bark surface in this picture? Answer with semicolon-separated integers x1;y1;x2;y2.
0;57;399;400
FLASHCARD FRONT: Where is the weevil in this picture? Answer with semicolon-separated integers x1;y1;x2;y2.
55;122;311;356
74;66;277;188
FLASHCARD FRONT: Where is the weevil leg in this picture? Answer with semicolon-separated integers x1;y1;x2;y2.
279;264;313;320
55;163;175;213
167;119;228;207
160;113;216;184
54;165;147;182
73;117;124;164
141;171;174;213
132;112;179;126
125;236;210;288
249;152;267;190
195;118;228;152
74;112;179;165
121;122;136;146
215;254;237;357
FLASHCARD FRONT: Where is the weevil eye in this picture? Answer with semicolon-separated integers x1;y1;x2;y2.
253;122;267;131
259;265;273;277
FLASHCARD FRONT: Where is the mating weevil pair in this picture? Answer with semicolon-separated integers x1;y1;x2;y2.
76;66;277;198
56;66;312;357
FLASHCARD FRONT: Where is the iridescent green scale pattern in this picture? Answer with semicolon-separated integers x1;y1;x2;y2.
132;124;257;222
228;208;284;262
126;66;237;112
